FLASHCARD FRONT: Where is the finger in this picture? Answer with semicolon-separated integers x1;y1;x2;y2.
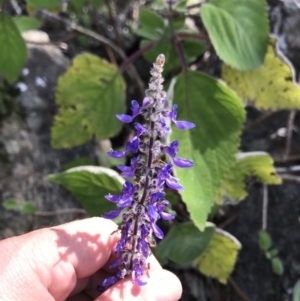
0;217;119;301
67;292;92;301
47;217;118;300
95;269;182;301
49;217;118;278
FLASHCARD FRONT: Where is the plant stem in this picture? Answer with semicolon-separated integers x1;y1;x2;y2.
262;184;268;231
284;110;296;159
119;41;156;72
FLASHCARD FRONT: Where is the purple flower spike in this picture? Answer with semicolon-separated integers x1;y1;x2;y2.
107;150;126;158
105;194;120;203
102;276;118;287
160;211;174;220
116;114;133;123
102;54;195;289
173;157;194;168
134;123;147;137
152;222;164;239
164;141;194;168
126;137;140;153
102;209;121;219
131;100;141;118
164;140;179;158
165;104;196;130
166;175;184;191
174;120;196;130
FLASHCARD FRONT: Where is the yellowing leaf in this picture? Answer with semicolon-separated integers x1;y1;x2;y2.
217;152;282;203
51;53;125;148
222;38;300;109
193;228;241;284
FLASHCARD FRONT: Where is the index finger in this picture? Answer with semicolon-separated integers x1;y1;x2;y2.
49;217;119;279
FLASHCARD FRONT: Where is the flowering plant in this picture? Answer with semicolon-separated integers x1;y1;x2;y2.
99;54;195;290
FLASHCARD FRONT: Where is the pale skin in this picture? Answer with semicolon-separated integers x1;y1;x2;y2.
0;217;182;301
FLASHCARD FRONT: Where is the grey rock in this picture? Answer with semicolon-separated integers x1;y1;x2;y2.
0;36;92;239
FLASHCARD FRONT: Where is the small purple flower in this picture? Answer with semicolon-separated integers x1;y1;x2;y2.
117;156;139;178
164;104;196;130
164;141;194;168
134;123;147;137
101;54;194;290
107;137;140;159
116;100;141;123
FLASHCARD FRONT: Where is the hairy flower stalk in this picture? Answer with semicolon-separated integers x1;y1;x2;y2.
99;54;195;290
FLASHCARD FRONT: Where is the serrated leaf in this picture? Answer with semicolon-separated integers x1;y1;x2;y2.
172;71;245;230
21;202;37;214
26;0;61;8
155;222;215;265
51;53;126;148
201;0;268;70
134;8;165;40
13;16;42;32
0;13;27;83
293;280;300;301
3;199;19;210
258;230;272;251
219;152;281;202
271;257;284;275
222;39;300;109
48;166;124;216
193;228;241;284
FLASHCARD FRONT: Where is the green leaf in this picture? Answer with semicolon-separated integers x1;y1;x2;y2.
62;157;94;171
155;222;215;265
174;0;188;12
222;38;300;110
13;16;42;32
90;0;105;8
134;8;165;40
193;228;241;284
269;248;279;258
21;202;37;214
200;0;268;70
172;71;245;230
266;248;278;259
271;257;284;275
0;13;27;83
51;53;126;148
26;0;61;8
182;39;206;62
69;0;86;12
3;199;19;210
48;166;124;216
293;280;300;301
152;0;168;11
172;15;186;30
219;152;282;202
258;230;272;251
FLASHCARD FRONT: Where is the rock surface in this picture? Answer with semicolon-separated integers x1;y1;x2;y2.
0;33;93;239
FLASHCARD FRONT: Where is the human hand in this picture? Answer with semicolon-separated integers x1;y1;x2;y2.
0;217;182;301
